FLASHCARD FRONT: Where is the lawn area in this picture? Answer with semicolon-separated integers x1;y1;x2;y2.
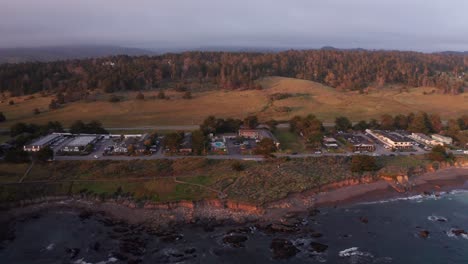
274;128;304;153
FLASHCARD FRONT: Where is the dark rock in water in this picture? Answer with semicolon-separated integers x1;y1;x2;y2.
264;222;300;233
111;251;128;261
436;218;447;222
340;234;352;238
184;248;196;254
311;232;323;238
78;211;93;220
419;230;430;238
203;225;215;232
113;227;130;233
359;216;369;224
212;248;233;256
119;237;147;256
222;235;248;248
423;191;433;196
65;248;80;259
159;233;184;243
309;242;328;253
91;242;100;251
127;258;142;264
452;229;467;236
270;238;300;259
99;218;117;227
308;208;320;217
227;227;251;234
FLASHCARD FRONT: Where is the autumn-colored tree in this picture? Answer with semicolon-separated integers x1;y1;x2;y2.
335;116;352;131
254;138;277;156
380;114;394;130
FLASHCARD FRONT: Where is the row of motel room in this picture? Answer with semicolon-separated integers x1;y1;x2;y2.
323;130;453;152
365;129;453;150
23;133;158;155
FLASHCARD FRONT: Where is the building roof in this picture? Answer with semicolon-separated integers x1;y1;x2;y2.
412;133;432;141
28;134;60;147
67;136;97;147
432;134;452;140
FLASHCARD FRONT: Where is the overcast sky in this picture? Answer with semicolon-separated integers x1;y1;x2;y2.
1;0;467;51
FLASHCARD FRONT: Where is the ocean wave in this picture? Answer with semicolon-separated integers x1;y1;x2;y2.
74;257;118;264
427;215;448;222
359;195;424;205
359;190;468;205
339;247;373;258
46;243;55;251
446;229;468;239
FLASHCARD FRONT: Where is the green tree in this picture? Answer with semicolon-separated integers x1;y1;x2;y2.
380;114;394;130
428;145;453;162
36;146;54;162
408;112;431;134
335;116;352;131
243;115;259;129
394;114;408;130
164;132;183;152
353;120;369;131
191;130;207;155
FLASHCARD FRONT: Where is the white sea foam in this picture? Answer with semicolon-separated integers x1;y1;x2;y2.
360;194;424;205
360;189;468;205
76;257;118;264
339;247;373;258
427;215;448;222
46;243;55;251
73;259;93;264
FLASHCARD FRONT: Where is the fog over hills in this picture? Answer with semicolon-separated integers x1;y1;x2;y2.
0;45;155;64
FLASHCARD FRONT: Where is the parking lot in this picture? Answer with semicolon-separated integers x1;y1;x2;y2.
225;138;257;155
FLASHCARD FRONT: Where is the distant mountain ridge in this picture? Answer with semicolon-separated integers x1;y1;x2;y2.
0;45;155;64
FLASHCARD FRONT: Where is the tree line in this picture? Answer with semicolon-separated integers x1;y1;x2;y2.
0;50;465;97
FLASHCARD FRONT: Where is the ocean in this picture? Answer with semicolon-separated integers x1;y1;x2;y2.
1;191;468;264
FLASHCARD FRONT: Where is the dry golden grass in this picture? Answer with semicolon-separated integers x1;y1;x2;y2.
0;76;466;128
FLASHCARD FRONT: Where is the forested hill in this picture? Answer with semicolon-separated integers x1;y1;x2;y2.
0;50;466;96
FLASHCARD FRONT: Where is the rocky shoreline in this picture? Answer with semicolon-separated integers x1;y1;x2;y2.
1;163;468;231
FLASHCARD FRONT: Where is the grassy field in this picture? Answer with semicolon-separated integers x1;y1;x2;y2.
1;76;467;129
274;128;304;153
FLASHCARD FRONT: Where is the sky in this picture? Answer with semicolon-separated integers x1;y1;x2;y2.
1;0;467;52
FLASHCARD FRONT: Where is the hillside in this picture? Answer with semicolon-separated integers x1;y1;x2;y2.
0;49;466;96
0;77;466;129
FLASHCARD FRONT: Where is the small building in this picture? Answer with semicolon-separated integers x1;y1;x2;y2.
23;134;61;152
431;134;453;145
239;126;280;148
366;129;412;150
342;133;376;152
409;133;442;147
62;136;97;152
323;137;339;148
